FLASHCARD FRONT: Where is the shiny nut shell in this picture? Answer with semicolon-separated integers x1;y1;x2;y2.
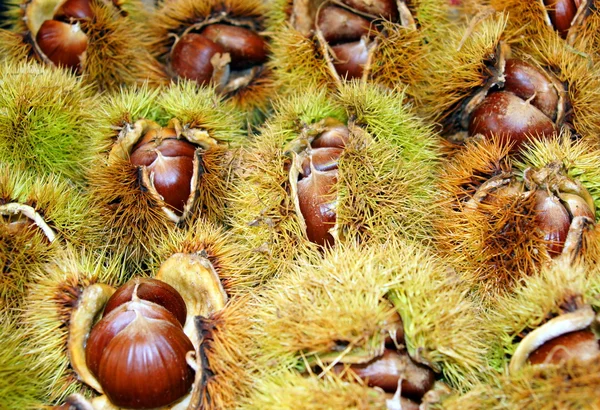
54;0;94;21
331;40;369;80
342;349;435;399
342;0;399;20
533;190;571;256
468;91;557;151
317;6;375;44
544;0;579;38
36;20;88;70
300;147;344;177
85;300;183;379
130;137;198;214
200;24;267;70
170;33;225;85
297;169;338;246
503;59;559;120
97;313;195;408
103;278;187;327
528;329;600;365
311;122;350;148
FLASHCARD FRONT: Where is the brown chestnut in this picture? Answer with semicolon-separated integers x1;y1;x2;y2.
85;300;183;379
533;190;571;256
297;169;338;247
342;0;399;21
170;33;225;85
503;59;559;120
338;349;435;399
331;40;369;80
317;6;375;44
527;329;600;365
199;24;267;70
468;91;557;150
311;121;350;148
88;306;195;408
102;277;187;327
54;0;94;21
36;20;88;70
544;0;579;38
129;127;197;214
300;147;344;177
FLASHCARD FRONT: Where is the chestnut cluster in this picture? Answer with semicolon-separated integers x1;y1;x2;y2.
544;0;583;38
468;59;560;151
295;119;350;247
85;278;195;409
129;126;198;215
35;0;93;70
332;317;435;409
170;23;268;86
314;0;397;79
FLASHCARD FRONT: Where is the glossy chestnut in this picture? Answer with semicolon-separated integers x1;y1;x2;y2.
544;0;579;38
331;40;369;80
342;0;399;21
36;19;88;70
54;0;94;21
317;6;375;44
199;24;267;70
85;284;195;409
311;120;350;148
129;127;197;214
170;33;225;85
103;277;187;327
503;59;559;120
297;169;338;247
337;349;435;399
468;91;556;150
300;147;344;177
527;329;600;365
533;190;571;256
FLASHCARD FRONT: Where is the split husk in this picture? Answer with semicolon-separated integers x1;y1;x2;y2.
88;82;245;264
228;83;440;284
6;0;165;91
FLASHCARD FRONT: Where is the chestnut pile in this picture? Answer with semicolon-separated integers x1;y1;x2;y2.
85;278;195;408
169;22;268;88
289;119;350;247
34;0;93;70
468;59;563;151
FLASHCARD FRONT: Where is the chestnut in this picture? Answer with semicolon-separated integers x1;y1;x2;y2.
527;329;600;365
300;147;344;177
503;59;559;120
331;40;369;80
336;349;436;399
311;120;350;148
199;24;268;70
102;277;187;327
54;0;94;21
342;0;399;21
317;6;375;44
297;168;338;247
544;0;579;38
36;19;88;70
170;33;225;85
468;91;557;150
533;190;571;256
129;127;197;214
85;283;195;409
